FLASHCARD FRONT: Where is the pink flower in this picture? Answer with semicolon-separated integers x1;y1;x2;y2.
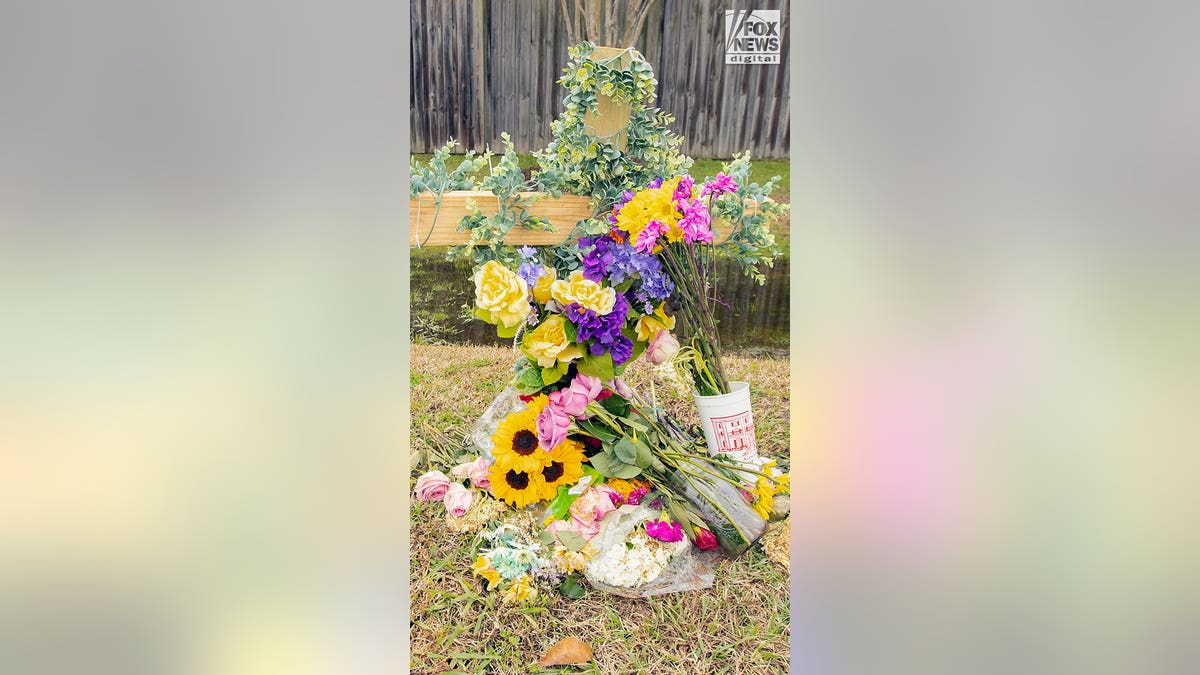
549;374;602;417
692;526;719;550
605;377;635;399
645;330;680;365
414;470;451;502
537;403;572;450
443;483;474;517
570;485;618;524
634;219;667;254
626;486;649;506
677;200;713;244
451;456;492;489
700;173;738;197
672;175;694;202
645;517;684;542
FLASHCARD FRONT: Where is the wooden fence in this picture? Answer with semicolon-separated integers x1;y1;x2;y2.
410;0;790;158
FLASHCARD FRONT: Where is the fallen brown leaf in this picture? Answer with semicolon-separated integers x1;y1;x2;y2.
537;636;593;667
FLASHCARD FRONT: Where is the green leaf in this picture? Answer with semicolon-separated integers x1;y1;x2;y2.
513;367;545;393
474;306;492;323
576;418;619;443
555;529;588;552
608;460;643;480
634;438;654;469
598;394;630;418
559;573;587;599
577;351;614;381
587;452;614;475
612;438;637;464
544;485;580;523
496;322;519;339
541;360;568;386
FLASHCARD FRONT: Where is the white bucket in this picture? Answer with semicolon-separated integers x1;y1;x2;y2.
693;381;760;463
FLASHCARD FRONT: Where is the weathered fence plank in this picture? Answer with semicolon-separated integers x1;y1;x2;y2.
410;0;789;158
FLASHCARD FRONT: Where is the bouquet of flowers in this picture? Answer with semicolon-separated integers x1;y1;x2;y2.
408;244;791;601
598;157;783;395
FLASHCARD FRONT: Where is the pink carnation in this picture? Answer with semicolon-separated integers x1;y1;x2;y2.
645;518;684;542
677;200;713;244
700;173;738;197
672;175;694;202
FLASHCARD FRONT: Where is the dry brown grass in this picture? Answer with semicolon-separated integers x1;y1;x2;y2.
410;344;790;674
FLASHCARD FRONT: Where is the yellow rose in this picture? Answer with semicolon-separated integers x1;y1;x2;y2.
522;314;584;368
532;266;556;304
550;271;616;315
635;303;676;342
474;260;530;328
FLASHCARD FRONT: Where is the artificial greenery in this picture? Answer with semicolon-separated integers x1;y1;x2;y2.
409;139;489;248
703;152;787;283
535;42;693;212
448;133;558;267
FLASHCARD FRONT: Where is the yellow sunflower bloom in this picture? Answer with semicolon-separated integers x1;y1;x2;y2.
491;409;552;474
524;394;550;418
538;438;586;499
489;461;549;508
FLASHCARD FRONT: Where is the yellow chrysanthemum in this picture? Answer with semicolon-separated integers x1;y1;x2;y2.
614;185;679;242
538;438;586;499
634;303;676;342
472;556;501;589
490;409;551;474
501;574;537;604
605;478;653;500
489;461;548;509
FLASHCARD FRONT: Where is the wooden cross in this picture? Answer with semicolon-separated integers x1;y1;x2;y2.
409;46;767;247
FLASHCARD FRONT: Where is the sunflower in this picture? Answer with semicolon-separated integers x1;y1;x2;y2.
524;394;550;418
489;460;548;508
538;438;586;499
491;408;551;474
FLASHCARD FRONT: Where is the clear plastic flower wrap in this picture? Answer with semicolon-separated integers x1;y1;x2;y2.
583;503;718;598
667;461;768;557
471;387;527;462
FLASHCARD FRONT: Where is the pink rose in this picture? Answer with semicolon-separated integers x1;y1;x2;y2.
547;515;601;541
570;485;618;525
452;456;492;489
443;483;474;517
605;377;634;399
549;374;602;417
414;470;451;502
692;526;719;550
645;330;680;365
537;403;572;450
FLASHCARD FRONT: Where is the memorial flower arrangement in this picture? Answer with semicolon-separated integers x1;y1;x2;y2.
410;242;790;602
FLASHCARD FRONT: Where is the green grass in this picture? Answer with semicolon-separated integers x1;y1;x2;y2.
410;344;791;674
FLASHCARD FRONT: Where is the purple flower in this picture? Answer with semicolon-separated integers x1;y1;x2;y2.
518;261;546;288
645;518;684;542
580;236;616;282
647;176;663;189
565;292;632;364
672;175;694;202
517;246;539;260
700;173;738;197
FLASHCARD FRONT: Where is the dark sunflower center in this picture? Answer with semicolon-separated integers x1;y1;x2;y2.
505;470;530;490
512;430;538;455
542;461;565;483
